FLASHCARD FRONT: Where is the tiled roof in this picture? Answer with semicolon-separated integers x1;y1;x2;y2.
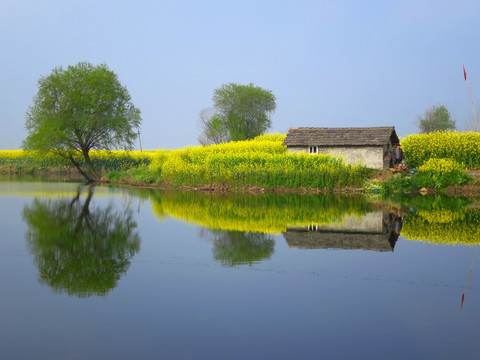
282;126;399;146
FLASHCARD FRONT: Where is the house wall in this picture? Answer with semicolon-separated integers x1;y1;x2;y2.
319;146;384;169
285;146;308;154
286;145;389;169
317;212;385;233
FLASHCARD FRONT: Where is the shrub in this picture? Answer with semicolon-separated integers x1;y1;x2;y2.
411;158;471;189
401;131;480;169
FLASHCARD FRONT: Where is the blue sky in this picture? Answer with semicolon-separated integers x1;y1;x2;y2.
1;0;479;150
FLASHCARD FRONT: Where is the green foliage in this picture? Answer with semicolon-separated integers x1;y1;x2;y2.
210;231;275;267
105;171;123;181
366;159;471;194
23;62;141;181
129;165;159;184
22;186;140;297
411;158;471;189
377;175;412;196
417;105;455;133
404;194;471;212
199;83;276;143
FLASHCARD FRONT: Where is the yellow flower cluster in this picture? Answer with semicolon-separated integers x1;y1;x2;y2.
0;150;71;167
401;131;480;169
418;158;465;176
0;150;26;162
148;133;367;188
88;150;155;170
415;209;465;224
0;149;155;170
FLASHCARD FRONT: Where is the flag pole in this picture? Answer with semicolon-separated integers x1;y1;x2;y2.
464;65;478;132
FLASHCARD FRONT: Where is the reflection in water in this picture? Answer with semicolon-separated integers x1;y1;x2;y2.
143;191;382;263
462;245;477;309
144;190;375;234
202;229;275;266
400;196;480;246
134;189;479;263
22;185;140;298
283;211;403;252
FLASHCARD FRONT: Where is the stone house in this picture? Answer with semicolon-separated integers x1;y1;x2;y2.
282;126;399;169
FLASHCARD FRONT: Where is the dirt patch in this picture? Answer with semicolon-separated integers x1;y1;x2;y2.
447;181;480;198
369;170;392;182
466;170;480;179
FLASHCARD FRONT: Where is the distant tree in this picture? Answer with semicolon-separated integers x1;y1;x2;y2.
199;83;276;144
197;108;229;145
417;105;456;133
23;62;141;182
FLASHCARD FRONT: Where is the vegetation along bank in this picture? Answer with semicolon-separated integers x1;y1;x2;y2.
1;131;480;197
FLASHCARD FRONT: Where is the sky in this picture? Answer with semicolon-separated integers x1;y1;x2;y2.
1;0;480;150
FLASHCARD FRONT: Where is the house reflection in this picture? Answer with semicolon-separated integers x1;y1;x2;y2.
283;211;403;252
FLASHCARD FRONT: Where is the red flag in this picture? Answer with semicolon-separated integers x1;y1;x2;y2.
464;65;467;81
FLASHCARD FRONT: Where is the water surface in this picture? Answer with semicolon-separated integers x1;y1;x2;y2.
1;180;479;359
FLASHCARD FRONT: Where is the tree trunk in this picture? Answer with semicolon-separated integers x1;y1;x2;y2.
68;153;95;183
82;149;100;181
74;186;94;234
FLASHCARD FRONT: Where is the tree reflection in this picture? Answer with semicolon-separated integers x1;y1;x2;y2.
208;230;275;266
22;185;140;298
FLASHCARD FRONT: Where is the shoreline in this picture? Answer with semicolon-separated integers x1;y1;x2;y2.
104;174;480;199
2;166;480;199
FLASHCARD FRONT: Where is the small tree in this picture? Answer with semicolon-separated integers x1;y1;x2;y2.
23;62;141;182
417;105;456;133
199;83;276;144
197;108;230;145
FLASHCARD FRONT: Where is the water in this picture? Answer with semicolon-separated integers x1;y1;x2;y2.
0;180;479;360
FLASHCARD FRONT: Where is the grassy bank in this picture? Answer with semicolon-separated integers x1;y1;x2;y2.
114;133;370;190
0;150;155;175
2;131;479;196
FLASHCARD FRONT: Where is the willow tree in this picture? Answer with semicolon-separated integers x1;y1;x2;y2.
23;62;141;182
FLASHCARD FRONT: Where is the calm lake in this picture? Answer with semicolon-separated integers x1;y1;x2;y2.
1;177;479;360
